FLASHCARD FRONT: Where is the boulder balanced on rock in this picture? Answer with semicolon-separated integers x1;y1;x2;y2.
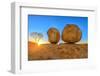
47;28;60;44
62;24;82;43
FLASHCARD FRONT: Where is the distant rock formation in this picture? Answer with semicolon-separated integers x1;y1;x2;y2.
62;24;82;43
47;28;60;44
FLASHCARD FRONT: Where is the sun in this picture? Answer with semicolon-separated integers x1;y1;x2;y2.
37;42;41;46
37;39;49;45
37;39;44;46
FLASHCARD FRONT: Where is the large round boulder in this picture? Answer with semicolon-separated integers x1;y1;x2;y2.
47;28;60;44
62;24;82;43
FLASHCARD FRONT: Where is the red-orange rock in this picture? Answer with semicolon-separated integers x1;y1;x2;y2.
47;28;60;44
62;24;82;43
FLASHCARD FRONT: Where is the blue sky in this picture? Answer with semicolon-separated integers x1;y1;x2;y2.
28;15;88;43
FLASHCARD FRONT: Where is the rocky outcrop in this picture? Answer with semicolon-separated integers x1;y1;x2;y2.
62;24;82;43
47;28;60;44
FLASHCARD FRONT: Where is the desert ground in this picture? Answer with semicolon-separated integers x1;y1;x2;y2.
28;41;88;60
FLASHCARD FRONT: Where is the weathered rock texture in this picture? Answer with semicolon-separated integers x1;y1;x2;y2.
47;28;60;44
62;24;82;43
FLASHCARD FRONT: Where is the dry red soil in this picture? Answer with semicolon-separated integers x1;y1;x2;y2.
28;41;88;60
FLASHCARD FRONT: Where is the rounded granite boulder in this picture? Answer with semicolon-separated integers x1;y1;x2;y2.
62;24;82;43
47;28;60;44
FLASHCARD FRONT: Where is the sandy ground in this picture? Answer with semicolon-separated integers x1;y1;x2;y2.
28;42;88;60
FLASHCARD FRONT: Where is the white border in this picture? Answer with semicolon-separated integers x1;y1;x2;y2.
11;2;97;74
